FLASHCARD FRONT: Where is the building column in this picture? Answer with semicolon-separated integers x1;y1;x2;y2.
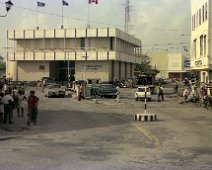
111;60;114;81
119;61;121;80
130;63;133;78
125;62;127;79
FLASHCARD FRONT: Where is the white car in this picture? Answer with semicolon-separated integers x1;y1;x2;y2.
44;84;66;98
135;86;152;101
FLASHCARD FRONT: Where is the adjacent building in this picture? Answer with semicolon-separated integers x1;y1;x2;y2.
7;28;142;82
191;0;212;83
147;49;189;80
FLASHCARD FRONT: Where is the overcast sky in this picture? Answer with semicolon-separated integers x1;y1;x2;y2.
0;0;191;55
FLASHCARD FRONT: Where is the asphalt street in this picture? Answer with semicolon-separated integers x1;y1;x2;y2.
0;87;212;170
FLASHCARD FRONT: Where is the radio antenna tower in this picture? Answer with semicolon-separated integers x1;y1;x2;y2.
125;0;130;33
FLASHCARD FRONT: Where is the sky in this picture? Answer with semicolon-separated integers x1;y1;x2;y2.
0;0;191;56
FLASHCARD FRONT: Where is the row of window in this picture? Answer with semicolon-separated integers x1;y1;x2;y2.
193;34;207;58
192;2;208;31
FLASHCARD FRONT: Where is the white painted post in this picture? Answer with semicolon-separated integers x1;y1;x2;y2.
144;86;147;114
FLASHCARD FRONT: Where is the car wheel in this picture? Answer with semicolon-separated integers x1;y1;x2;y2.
135;98;138;101
100;95;103;98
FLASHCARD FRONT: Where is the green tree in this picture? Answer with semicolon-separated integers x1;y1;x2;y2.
0;62;6;72
134;61;160;77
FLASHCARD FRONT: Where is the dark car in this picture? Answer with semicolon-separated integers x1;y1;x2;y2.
8;81;25;90
97;84;117;98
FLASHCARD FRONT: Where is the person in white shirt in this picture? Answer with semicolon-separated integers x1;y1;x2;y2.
2;91;14;124
17;90;26;117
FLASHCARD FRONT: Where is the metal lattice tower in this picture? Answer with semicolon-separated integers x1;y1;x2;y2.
125;0;130;33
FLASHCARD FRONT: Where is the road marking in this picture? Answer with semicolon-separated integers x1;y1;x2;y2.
131;123;161;148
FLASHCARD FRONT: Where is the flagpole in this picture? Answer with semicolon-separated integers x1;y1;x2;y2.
36;5;39;30
61;2;64;29
87;1;90;28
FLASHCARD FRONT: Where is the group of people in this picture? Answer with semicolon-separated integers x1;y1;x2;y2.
0;83;39;126
182;81;212;104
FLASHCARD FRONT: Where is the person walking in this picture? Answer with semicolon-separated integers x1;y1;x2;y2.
157;84;164;102
2;90;14;124
17;90;27;117
0;96;3;123
174;83;179;94
183;87;190;103
78;84;84;101
27;90;39;125
159;84;164;101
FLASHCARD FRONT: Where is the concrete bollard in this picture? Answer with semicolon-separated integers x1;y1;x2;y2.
134;113;157;122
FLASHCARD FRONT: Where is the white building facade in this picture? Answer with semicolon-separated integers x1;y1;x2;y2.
191;0;212;83
147;50;188;80
7;28;142;82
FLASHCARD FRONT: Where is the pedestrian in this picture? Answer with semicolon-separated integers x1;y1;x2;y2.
183;87;190;103
159;84;164;101
0;83;5;97
157;84;164;102
0;96;3;123
11;89;18;110
17;90;27;117
2;90;14;124
174;83;179;94
78;84;84;101
27;90;39;125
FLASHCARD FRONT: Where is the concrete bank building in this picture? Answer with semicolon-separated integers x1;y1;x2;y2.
7;27;142;83
191;0;212;83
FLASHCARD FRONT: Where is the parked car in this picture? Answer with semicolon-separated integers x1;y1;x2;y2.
8;81;25;91
42;79;57;92
117;80;128;88
135;86;152;101
97;84;117;98
44;84;66;98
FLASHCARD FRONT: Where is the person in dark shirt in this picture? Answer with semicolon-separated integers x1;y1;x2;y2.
27;90;39;125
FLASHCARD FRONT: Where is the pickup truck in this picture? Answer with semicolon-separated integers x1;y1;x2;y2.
97;84;117;98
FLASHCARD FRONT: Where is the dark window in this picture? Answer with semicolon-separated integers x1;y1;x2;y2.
80;38;85;50
39;65;45;70
110;37;114;50
204;35;207;56
205;3;208;20
202;5;205;22
200;35;203;56
199;9;201;25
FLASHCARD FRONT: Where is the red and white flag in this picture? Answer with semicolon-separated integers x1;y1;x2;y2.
88;0;98;4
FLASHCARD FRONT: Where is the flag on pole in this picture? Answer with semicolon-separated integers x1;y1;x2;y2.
62;0;69;6
88;0;98;4
37;1;45;7
5;0;13;12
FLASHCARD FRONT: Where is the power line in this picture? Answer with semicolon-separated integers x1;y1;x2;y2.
0;1;124;29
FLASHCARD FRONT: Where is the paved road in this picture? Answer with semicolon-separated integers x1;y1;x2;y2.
0;87;212;170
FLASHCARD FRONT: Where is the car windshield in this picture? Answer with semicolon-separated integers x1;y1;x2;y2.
101;84;115;89
137;88;150;92
47;85;61;89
